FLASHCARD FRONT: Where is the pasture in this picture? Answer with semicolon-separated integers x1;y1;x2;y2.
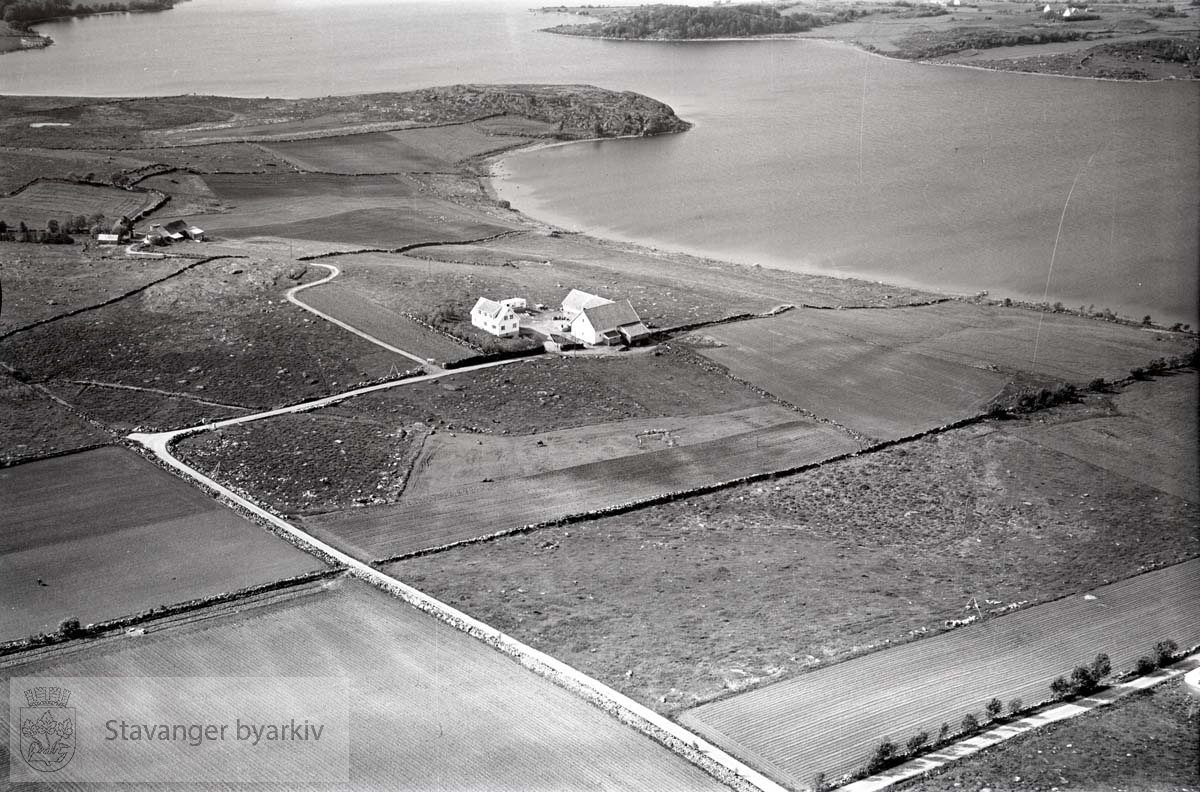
392;415;1199;718
1002;372;1198;502
692;302;1197;440
328;418;860;560
0;447;324;642
0;377;109;465
0;578;729;791
679;560;1200;787
0;257;404;423
190;173;515;248
262;123;533;173
296;281;476;365
0;180;155;227
0;244;185;333
404;405;802;498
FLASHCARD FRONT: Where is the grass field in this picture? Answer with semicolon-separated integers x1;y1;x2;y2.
296;281;476;365
692;303;1196;440
0;577;730;791
262;123;533;173
0;149;153;194
1002;371;1198;502
900;675;1200;792
0;376;109;465
324;418;859;559
680;560;1200;788
391;404;1199;718
0;180;156;227
0;447;324;642
403;405;802;498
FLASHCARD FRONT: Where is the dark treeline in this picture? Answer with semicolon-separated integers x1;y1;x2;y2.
595;4;822;39
1;0;173;26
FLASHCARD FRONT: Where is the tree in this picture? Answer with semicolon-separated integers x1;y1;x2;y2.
1154;640;1179;667
960;713;979;733
1091;653;1111;680
938;722;950;742
1070;664;1099;695
985;697;1003;720
58;617;82;638
1008;698;1023;716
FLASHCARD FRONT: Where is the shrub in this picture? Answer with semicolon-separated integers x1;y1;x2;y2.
1050;675;1073;699
1091;652;1111;679
1087;377;1108;392
866;740;897;774
58;617;83;638
905;731;929;755
1008;697;1023;716
960;713;979;733
938;722;950;742
985;697;1003;720
812;772;828;792
1154;640;1179;667
1135;655;1157;675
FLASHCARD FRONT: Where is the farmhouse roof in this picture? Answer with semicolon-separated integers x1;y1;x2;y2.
471;297;509;319
579;299;643;333
164;220;190;234
562;288;613;316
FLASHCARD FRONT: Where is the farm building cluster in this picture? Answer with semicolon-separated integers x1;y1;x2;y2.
471;288;651;349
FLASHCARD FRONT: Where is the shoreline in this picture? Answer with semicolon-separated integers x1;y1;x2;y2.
540;23;1200;84
481;138;1197;333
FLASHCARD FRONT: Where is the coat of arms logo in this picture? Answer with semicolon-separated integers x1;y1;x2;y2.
20;687;75;772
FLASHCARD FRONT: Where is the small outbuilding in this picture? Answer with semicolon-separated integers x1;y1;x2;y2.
471;297;520;338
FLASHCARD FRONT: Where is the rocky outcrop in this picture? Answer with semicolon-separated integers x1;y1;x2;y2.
398;84;692;138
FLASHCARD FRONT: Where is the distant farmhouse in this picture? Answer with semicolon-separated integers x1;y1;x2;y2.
163;220;206;241
471;297;521;338
560;289;650;346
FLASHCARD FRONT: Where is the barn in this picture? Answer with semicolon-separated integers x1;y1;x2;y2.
569;299;651;346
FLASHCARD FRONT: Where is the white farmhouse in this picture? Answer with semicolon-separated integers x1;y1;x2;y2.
470;297;520;338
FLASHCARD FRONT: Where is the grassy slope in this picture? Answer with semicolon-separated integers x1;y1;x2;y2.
392;387;1199;717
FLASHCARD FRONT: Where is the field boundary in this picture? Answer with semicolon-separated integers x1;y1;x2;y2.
125;427;787;792
0;567;343;658
841;650;1200;792
0;254;247;341
0;440;113;469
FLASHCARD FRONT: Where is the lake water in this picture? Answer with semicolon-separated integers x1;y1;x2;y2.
4;0;1196;324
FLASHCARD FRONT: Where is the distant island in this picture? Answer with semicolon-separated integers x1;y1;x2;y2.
541;1;1199;80
544;3;824;40
0;0;175;55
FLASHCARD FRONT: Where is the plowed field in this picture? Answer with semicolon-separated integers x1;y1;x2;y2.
0;578;729;791
680;560;1200;788
319;419;860;560
693;303;1196;440
0;447;324;641
0;180;155;226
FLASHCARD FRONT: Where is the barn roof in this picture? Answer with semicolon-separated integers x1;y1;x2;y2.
562;288;612;316
163;220;189;234
579;299;642;333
